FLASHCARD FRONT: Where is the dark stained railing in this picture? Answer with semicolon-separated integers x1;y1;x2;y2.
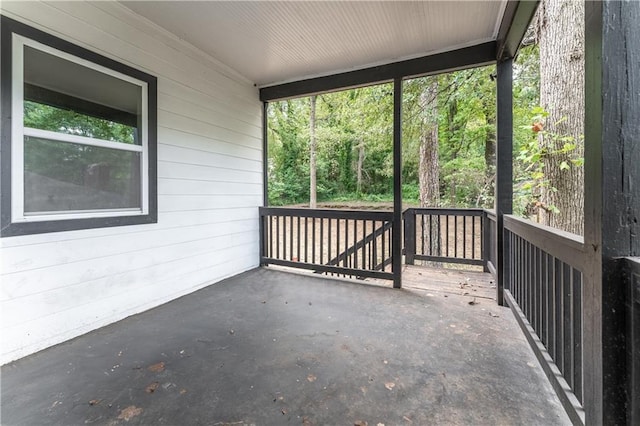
626;257;640;426
404;208;485;267
259;207;395;281
503;215;587;425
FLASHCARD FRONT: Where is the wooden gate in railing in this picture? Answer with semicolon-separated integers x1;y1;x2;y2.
403;208;493;270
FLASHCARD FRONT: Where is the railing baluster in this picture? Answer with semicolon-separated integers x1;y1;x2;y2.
268;216;273;259
276;215;281;259
362;220;367;270
296;216;301;262
304;217;308;263
312;216;316;264
549;254;556;361
554;257;563;373
345;219;349;273
531;243;536;323
444;215;449;257
381;221;386;272
541;251;548;346
472;215;476;259
373;220;378;269
462;215;467;259
421;214;426;257
453;215;458;258
563;262;573;386
353;220;358;270
573;268;583;404
320;217;324;265
328;218;332;273
336;218;340;271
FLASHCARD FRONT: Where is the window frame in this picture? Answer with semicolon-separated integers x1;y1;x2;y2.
1;16;157;237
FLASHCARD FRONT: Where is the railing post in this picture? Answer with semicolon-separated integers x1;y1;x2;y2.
259;207;265;266
404;209;416;265
482;210;490;272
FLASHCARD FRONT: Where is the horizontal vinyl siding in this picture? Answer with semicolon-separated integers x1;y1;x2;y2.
0;1;262;364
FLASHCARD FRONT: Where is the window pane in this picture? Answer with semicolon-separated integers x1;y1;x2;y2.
24;136;141;214
23;45;142;144
24;101;137;144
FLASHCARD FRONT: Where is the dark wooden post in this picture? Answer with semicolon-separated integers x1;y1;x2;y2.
404;209;416;265
583;1;640;424
392;77;403;289
260;102;269;266
496;58;513;306
482;210;490;273
262;102;269;207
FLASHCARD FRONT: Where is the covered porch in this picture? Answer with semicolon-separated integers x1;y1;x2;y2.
0;1;638;425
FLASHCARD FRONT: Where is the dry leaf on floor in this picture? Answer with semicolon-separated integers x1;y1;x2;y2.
354;421;368;426
384;382;395;390
88;399;101;406
147;362;165;373
307;374;317;382
403;416;413;423
117;405;143;421
145;382;159;393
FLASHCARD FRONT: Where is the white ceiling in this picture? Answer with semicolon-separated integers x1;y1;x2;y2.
121;1;507;88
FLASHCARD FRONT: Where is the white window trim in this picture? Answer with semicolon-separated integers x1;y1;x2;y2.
11;34;150;224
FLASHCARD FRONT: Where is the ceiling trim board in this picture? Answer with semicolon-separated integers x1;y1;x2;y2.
259;41;496;102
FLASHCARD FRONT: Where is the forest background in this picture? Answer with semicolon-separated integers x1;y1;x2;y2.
266;0;584;235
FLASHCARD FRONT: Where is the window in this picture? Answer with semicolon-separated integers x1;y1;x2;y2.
1;16;157;236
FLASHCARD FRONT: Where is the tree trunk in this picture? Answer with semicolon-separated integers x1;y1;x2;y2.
419;78;440;209
418;77;441;260
446;98;459;205
356;141;364;194
482;94;496;207
537;0;584;235
309;95;317;209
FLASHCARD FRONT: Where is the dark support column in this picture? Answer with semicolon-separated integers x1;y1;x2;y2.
262;102;269;207
260;102;269;266
496;58;513;306
584;1;640;424
392;78;403;289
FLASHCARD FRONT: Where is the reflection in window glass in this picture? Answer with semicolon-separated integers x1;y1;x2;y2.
24;101;137;144
24;136;141;213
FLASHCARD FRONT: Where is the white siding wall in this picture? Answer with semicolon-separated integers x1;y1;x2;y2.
0;1;263;364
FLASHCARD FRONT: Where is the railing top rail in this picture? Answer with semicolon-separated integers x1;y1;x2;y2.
504;214;587;271
404;207;485;216
627;256;640;270
260;206;393;220
484;209;497;220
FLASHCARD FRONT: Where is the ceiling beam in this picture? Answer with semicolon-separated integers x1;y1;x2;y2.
496;0;540;60
259;41;496;102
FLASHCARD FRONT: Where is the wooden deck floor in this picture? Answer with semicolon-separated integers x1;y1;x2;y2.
399;264;496;302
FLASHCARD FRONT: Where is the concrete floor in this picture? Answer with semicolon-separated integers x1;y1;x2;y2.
1;267;570;426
